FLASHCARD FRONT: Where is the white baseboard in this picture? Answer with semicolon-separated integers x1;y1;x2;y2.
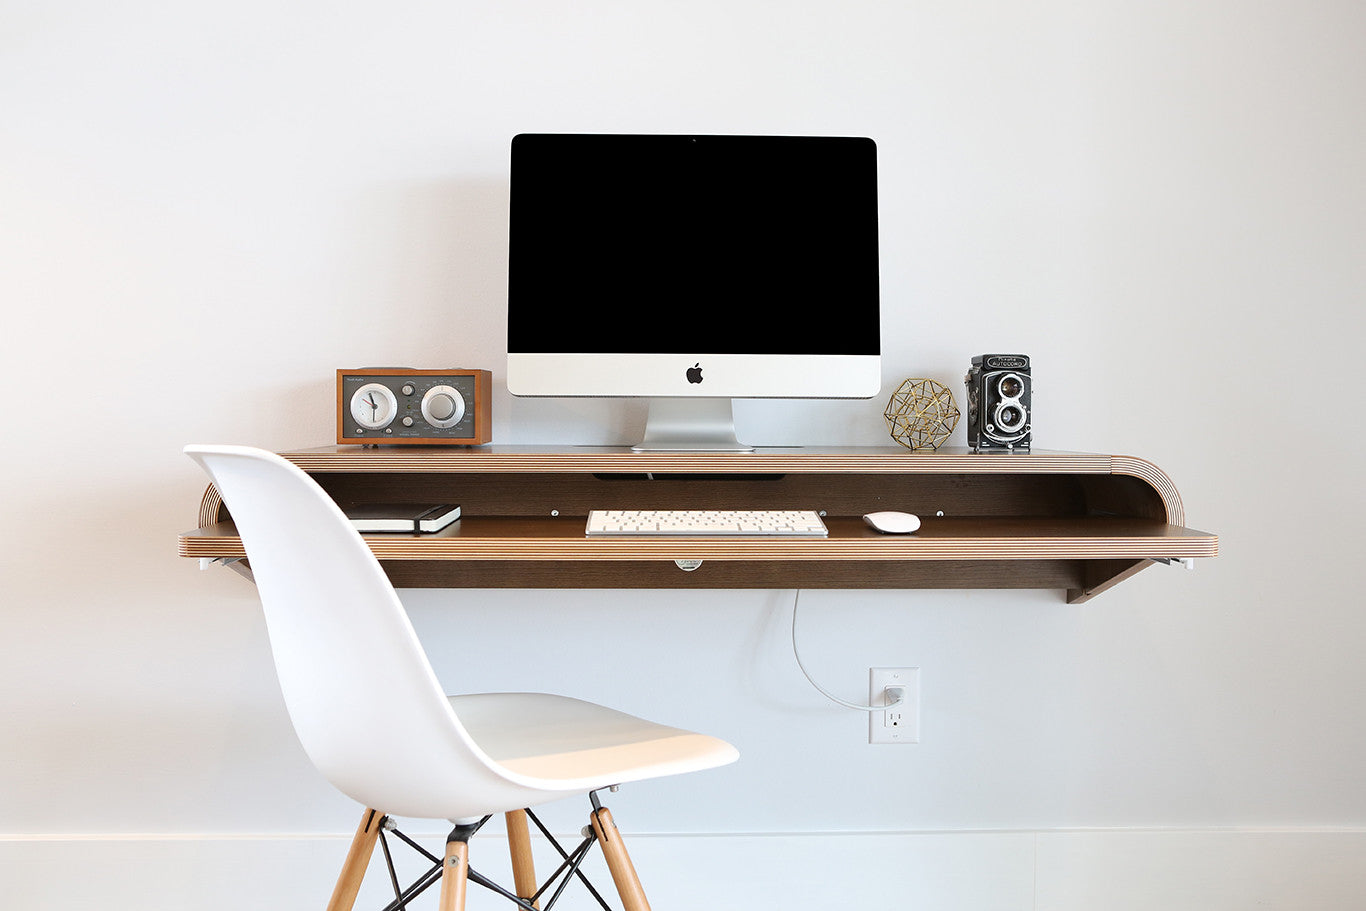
4;828;1364;910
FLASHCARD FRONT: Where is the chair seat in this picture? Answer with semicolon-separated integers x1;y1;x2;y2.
450;692;738;790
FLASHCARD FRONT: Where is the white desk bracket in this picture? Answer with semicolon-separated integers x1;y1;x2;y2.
1154;557;1195;570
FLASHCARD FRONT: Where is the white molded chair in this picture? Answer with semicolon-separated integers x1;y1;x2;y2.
185;444;738;911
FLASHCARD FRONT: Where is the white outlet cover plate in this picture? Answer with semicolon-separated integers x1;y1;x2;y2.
869;666;920;744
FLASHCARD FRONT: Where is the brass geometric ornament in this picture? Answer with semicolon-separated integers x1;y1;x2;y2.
883;378;961;451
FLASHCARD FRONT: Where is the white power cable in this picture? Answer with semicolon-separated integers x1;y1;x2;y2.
790;589;906;713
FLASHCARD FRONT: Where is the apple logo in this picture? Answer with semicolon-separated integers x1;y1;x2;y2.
686;363;704;384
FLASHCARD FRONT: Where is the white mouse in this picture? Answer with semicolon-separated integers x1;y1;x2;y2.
863;511;921;534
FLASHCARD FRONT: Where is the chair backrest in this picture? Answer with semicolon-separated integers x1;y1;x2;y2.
185;445;517;819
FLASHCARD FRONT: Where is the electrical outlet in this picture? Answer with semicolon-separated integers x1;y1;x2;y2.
869;667;919;744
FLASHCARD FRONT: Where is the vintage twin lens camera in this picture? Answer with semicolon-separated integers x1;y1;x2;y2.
965;354;1032;452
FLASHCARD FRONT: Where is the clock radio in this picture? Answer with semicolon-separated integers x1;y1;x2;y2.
337;368;492;445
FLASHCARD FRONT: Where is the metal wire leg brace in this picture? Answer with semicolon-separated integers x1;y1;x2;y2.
370;800;614;911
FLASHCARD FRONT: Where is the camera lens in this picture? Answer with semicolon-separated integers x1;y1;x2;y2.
997;404;1024;430
998;375;1023;398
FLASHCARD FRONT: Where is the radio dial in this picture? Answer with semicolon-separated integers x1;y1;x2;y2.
421;385;467;428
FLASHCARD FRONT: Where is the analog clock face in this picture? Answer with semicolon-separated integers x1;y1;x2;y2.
349;383;398;430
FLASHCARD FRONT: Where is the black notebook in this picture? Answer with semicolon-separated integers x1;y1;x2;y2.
345;504;461;533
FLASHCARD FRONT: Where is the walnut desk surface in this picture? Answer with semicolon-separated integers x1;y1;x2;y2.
180;445;1217;603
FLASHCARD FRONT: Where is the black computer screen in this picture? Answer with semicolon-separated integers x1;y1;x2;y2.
508;134;880;357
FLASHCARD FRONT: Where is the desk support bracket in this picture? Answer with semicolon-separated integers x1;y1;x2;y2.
199;556;254;584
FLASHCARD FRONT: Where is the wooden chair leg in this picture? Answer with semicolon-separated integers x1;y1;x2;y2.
326;808;384;911
589;805;652;911
437;838;470;911
505;809;540;908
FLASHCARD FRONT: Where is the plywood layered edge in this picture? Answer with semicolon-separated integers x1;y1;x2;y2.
280;445;1115;477
179;517;1214;563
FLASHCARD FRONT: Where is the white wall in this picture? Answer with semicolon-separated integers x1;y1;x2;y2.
3;1;1365;907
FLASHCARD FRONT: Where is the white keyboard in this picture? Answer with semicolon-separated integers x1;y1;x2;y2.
586;509;828;537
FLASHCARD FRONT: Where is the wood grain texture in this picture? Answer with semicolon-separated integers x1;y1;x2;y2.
590;807;651;911
179;516;1216;562
437;839;469;911
281;444;1113;476
325;808;384;911
505;810;539;908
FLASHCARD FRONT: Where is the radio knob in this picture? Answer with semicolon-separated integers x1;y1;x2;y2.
429;396;455;420
401;416;415;427
421;385;466;428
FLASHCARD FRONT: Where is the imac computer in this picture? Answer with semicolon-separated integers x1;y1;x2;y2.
506;133;881;451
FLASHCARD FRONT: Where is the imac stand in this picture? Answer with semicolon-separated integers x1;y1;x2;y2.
633;398;754;452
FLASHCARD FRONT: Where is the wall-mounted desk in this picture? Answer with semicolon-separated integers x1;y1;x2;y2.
179;445;1217;603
